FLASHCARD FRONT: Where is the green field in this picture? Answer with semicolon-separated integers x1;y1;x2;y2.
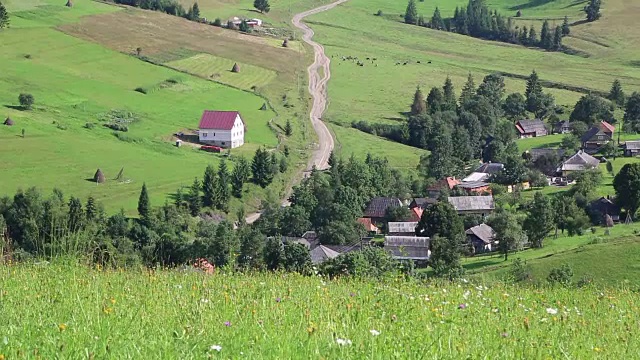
2;262;639;358
0;1;279;213
167;53;278;91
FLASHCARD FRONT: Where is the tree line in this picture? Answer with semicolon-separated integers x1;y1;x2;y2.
0;1;9;30
404;0;569;52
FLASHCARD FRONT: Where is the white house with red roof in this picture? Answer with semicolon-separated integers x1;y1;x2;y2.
198;110;245;149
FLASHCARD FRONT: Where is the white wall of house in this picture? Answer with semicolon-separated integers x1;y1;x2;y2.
198;114;245;148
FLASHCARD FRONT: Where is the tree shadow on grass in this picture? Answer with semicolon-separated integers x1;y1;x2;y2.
4;105;25;111
241;9;264;15
509;0;556;11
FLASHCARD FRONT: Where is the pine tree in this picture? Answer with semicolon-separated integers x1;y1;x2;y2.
410;86;427;115
0;1;9;30
431;7;444;30
427;87;444;114
202;164;217;207
254;0;270;13
327;150;336;168
279;156;288;173
528;26;537;46
525;70;544;113
188;178;201;216
239;20;250;33
283;145;290;157
459;73;476;107
609;79;626;108
540;20;552;49
442;76;457;111
137;183;151;226
584;0;601;22
192;2;200;19
519;25;528;45
85;196;97;221
553;25;563;50
68;197;84;232
562;15;570;35
217;160;230;212
284;119;292;136
404;0;418;24
252;147;272;187
231;157;250;198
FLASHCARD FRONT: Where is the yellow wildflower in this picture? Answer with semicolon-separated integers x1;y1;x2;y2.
59;323;67;332
110;298;116;305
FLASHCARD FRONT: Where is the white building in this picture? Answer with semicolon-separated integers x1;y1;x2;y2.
198;110;245;149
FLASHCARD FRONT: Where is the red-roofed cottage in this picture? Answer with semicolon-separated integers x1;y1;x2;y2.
198;110;245;148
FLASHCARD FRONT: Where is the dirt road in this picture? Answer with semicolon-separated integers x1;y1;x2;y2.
293;0;346;172
244;1;343;225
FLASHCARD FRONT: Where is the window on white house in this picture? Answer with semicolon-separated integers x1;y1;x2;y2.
203;133;207;138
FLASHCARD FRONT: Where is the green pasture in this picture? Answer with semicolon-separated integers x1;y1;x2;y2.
330;123;426;173
166;53;277;91
0;4;277;213
2;262;640;358
3;0;121;27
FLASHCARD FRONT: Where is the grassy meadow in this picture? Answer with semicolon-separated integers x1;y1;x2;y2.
0;0;287;214
1;262;640;358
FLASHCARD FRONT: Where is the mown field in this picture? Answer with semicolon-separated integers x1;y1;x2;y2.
303;0;640;168
0;0;308;214
1;262;639;358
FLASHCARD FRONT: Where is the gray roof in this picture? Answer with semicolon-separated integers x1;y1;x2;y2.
465;224;496;244
463;172;490;182
310;245;341;264
475;163;504;174
581;127;611;143
447;196;495;212
410;197;438;209
363;197;402;218
384;236;430;260
388;222;418;234
516;119;547;135
624;141;640;150
528;148;566;162
558;150;600;172
456;181;490;189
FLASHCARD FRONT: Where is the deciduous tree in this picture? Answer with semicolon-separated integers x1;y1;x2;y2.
503;93;526;120
523;192;554;248
613;163;640;218
254;0;270;13
624;92;640;132
488;210;527;260
416;202;465;278
570;93;614;126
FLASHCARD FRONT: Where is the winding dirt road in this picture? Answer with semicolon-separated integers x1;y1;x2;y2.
293;0;346;172
244;1;343;224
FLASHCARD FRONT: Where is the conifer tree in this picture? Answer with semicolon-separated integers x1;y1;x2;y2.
217;160;230;212
404;0;418;24
584;0;601;22
562;15;570;35
188;177;202;216
254;0;270;13
410;86;427;115
202;164;217;207
519;25;528;45
431;6;444;30
137;183;151;226
68;197;84;232
553;25;563;50
284;119;292;136
442;77;457;112
459;73;476;107
525;70;544;113
609;79;626;108
540;20;552;49
427;87;444;114
528;26;537;45
0;1;9;30
85;196;97;221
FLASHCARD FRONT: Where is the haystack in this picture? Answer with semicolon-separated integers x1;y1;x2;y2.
231;63;240;73
94;168;106;183
260;103;267;111
4;117;14;126
605;214;614;228
282;39;289;48
65;0;73;7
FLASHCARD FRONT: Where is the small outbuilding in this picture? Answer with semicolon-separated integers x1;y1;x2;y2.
515;119;547;138
622;141;640;157
465;224;496;254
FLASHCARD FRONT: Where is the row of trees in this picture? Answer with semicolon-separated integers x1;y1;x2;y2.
404;0;568;51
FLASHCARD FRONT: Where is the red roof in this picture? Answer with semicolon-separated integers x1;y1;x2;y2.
357;218;378;232
198;111;242;130
600;121;615;134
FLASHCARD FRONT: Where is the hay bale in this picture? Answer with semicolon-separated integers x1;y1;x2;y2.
65;0;73;7
4;117;14;126
260;103;267;111
282;39;289;48
605;214;614;228
231;63;240;73
94;169;106;183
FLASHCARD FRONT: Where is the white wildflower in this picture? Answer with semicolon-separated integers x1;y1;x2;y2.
209;345;222;352
336;338;352;346
370;329;380;336
463;290;471;299
546;308;558;315
201;298;209;303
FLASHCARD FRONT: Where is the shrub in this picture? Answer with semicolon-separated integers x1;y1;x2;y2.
576;275;594;288
24;54;32;59
376;10;383;16
84;122;96;129
588;236;608;245
165;78;179;84
56;123;68;130
213;18;222;26
509;258;531;283
104;123;129;132
134;87;148;94
18;93;35;109
547;263;574;286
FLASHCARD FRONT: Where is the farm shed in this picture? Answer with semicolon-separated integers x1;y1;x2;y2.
447;196;495;217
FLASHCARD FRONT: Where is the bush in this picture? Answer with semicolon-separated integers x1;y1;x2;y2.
84;123;96;129
134;87;148;94
376;10;383;16
576;275;594;288
588;236;609;245
509;258;531;283
24;54;32;59
165;78;179;84
547;263;574;286
213;18;222;26
104;123;129;132
18;93;35;109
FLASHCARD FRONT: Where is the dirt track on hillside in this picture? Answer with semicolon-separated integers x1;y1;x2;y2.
292;0;347;172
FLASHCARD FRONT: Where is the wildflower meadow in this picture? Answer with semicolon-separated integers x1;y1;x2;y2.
0;262;638;359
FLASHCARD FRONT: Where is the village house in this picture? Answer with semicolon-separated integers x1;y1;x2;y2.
363;197;403;224
447;196;495;217
588;196;621;224
384;236;430;263
387;221;418;236
427;177;460;198
465;223;496;254
554;120;571;134
515;119;548;138
462;172;490;183
357;217;380;234
198;110;245;149
231;17;263;27
309;245;341;264
581;121;615;152
557;150;600;177
456;181;491;195
409;197;437;210
474;162;504;175
622;141;640;157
